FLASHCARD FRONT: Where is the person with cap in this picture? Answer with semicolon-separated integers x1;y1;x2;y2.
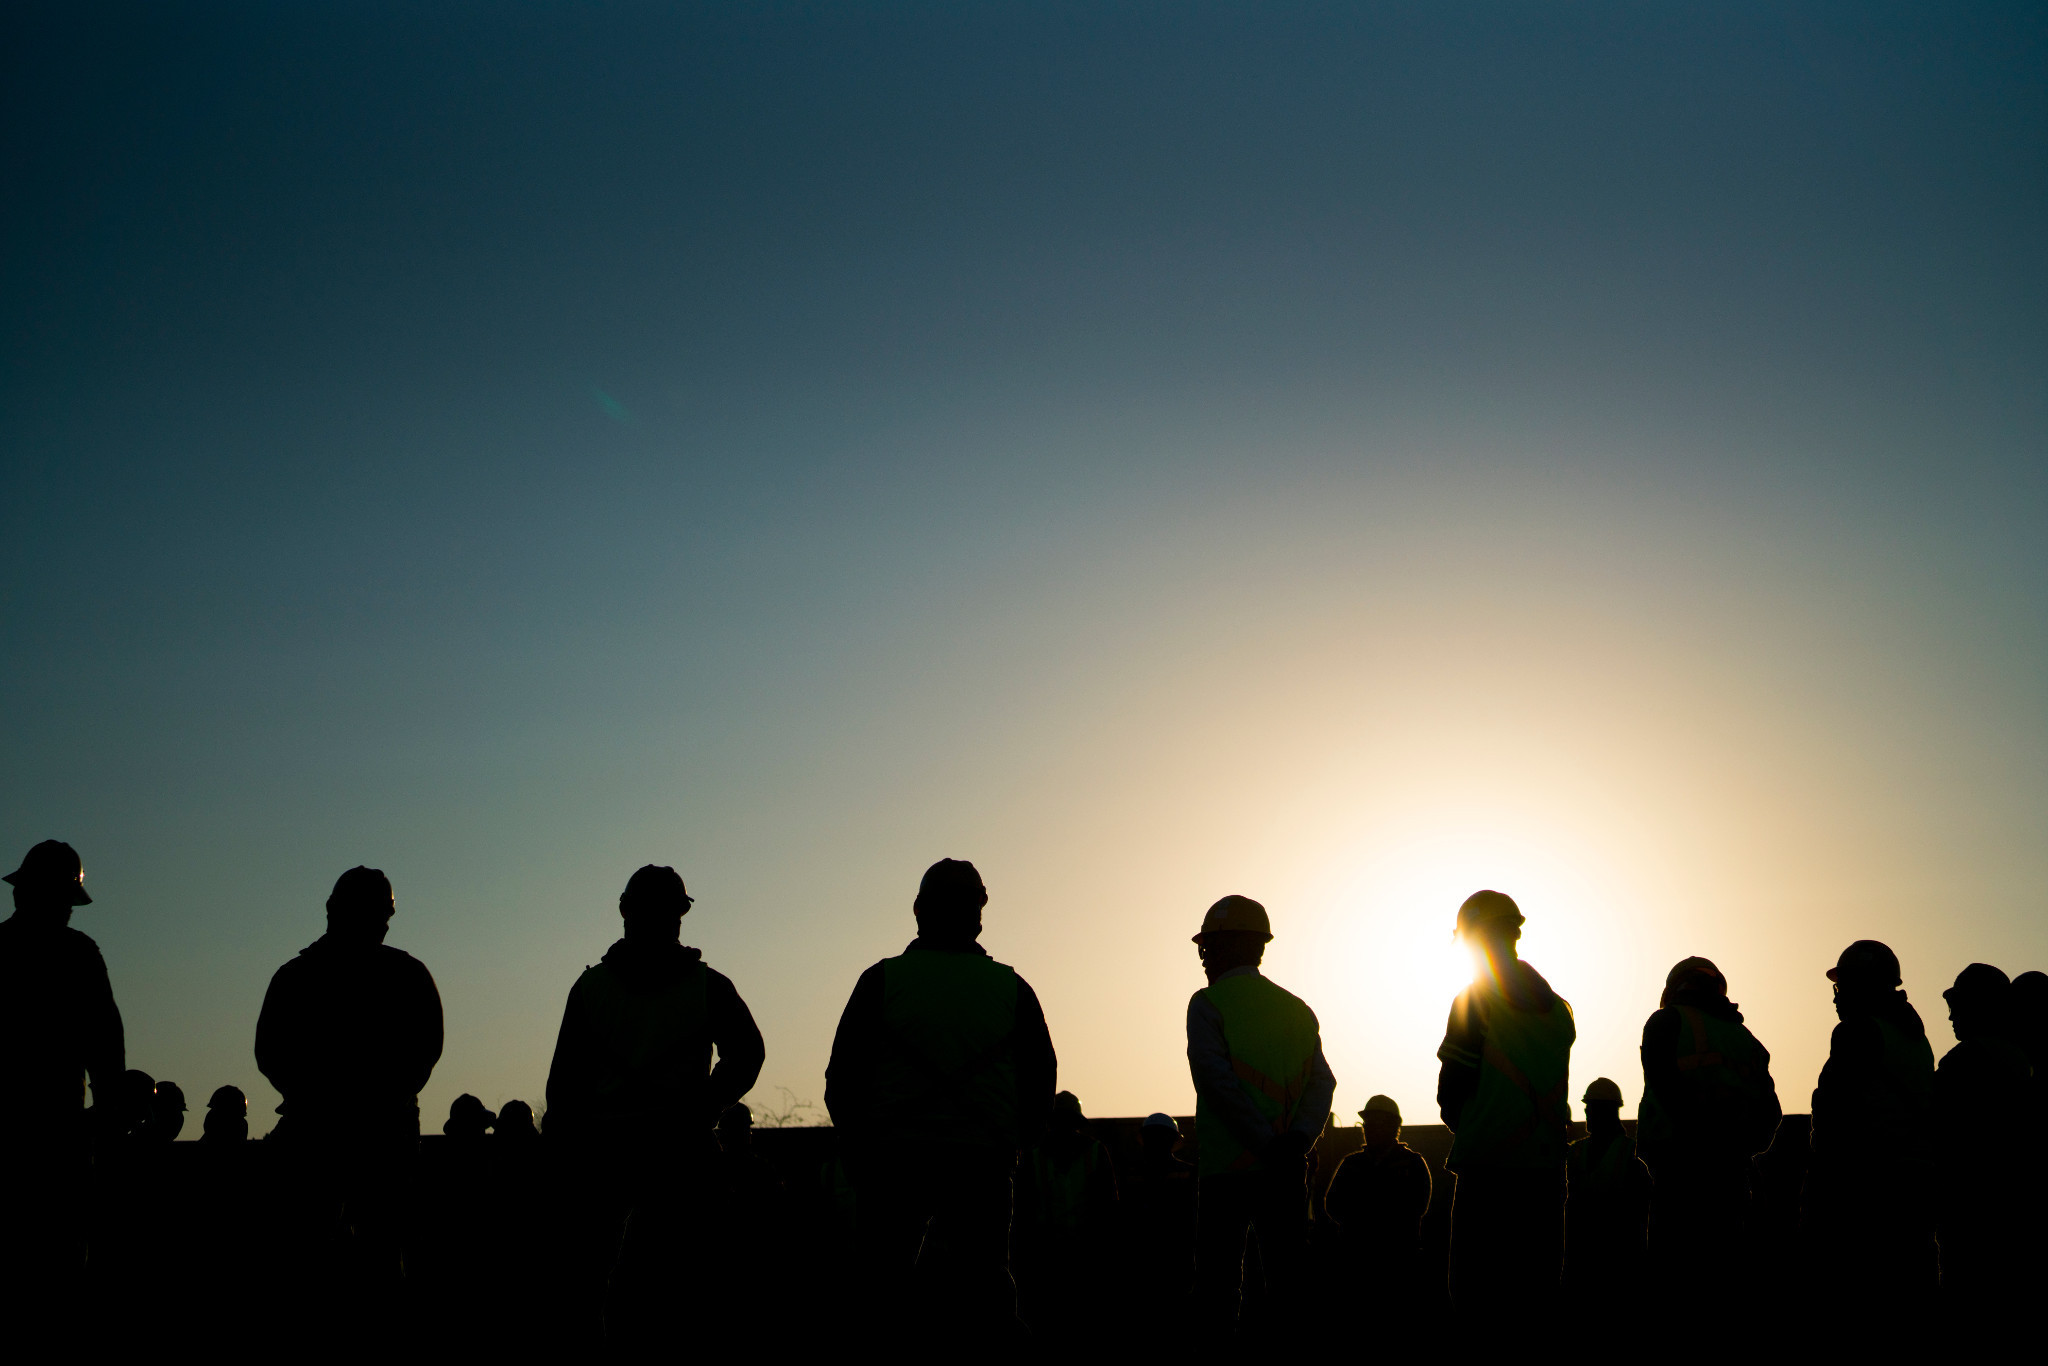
543;864;765;1346
201;1086;248;1144
1323;1094;1432;1316
1563;1078;1649;1322
1635;956;1780;1282
1435;889;1575;1333
1930;963;2031;1324
1016;1091;1119;1338
1184;893;1336;1334
0;839;126;1324
1805;939;1937;1331
1124;1113;1196;1340
824;858;1057;1337
254;865;445;1329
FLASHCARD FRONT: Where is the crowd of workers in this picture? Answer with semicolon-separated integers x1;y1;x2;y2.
1;837;2043;1350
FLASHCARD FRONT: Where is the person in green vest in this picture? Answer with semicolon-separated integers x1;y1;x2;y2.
1636;956;1780;1281
824;858;1057;1337
1435;888;1575;1333
1016;1090;1119;1338
543;864;766;1346
1805;939;1937;1336
1563;1077;1649;1325
1185;894;1336;1334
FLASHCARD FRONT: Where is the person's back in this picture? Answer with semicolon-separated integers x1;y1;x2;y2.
1563;1078;1649;1330
1324;1098;1431;1274
255;868;443;1145
1932;964;2031;1323
825;858;1057;1338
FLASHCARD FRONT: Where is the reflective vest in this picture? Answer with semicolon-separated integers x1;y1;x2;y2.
1195;972;1322;1178
871;948;1020;1148
571;956;709;1122
1446;984;1575;1172
1028;1137;1111;1231
1567;1130;1642;1195
1638;1006;1772;1158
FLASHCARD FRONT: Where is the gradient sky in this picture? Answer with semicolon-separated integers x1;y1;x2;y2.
4;2;2044;1134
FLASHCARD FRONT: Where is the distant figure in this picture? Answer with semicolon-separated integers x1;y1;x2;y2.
2010;970;2048;1075
1636;957;1779;1280
713;1101;785;1313
543;865;764;1345
2010;969;2048;1290
148;1080;188;1144
1323;1094;1432;1323
254;866;445;1299
444;1094;495;1143
825;859;1057;1337
201;1086;248;1143
1185;895;1335;1335
1017;1090;1119;1336
1805;940;1937;1331
493;1099;540;1147
1436;889;1575;1334
1932;963;2030;1321
122;1069;158;1144
1126;1112;1196;1332
0;840;125;1318
1563;1077;1649;1321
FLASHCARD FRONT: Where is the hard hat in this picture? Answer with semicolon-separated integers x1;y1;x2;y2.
1141;1112;1180;1135
3;840;91;906
1944;962;2011;1006
915;858;987;914
622;864;693;910
206;1085;246;1115
1455;890;1523;936
153;1081;187;1112
1827;940;1901;988
1583;1077;1624;1106
1193;894;1272;943
327;866;393;915
1053;1090;1085;1119
1359;1094;1401;1122
1665;956;1727;993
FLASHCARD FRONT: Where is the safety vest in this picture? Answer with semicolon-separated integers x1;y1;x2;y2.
1446;983;1575;1172
1637;1006;1772;1156
870;948;1020;1148
1194;971;1322;1178
1028;1138;1109;1231
1567;1130;1641;1194
572;956;709;1121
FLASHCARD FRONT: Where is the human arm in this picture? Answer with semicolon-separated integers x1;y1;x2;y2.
823;962;887;1139
1435;990;1482;1129
705;968;766;1120
77;937;126;1129
404;959;444;1098
1186;991;1283;1157
1293;1024;1337;1142
253;961;301;1104
544;973;596;1133
1012;976;1058;1148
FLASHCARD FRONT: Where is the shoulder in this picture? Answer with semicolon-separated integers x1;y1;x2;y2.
56;926;109;969
378;945;437;983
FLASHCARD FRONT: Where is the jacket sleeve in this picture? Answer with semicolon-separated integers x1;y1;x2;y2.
254;962;299;1102
1640;1009;1684;1122
78;938;126;1113
1187;992;1277;1155
824;962;888;1137
405;959;444;1097
1293;1020;1337;1141
705;968;766;1119
1012;976;1058;1147
544;973;595;1131
1436;989;1483;1129
1746;1030;1783;1155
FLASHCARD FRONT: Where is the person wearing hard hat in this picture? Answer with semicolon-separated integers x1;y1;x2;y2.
0;839;126;1328
825;858;1057;1338
1185;894;1336;1333
1805;940;1937;1331
1016;1090;1119;1339
543;864;765;1345
1323;1095;1432;1321
1931;964;2030;1324
1435;889;1575;1331
1563;1078;1649;1318
1635;957;1780;1282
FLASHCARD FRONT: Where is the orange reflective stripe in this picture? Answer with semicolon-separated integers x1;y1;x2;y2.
1231;1056;1310;1132
1674;1006;1725;1072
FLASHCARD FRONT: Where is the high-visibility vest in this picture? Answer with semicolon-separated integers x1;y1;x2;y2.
1028;1138;1109;1231
870;948;1020;1147
1446;984;1575;1172
571;956;709;1122
1638;1006;1773;1157
1567;1130;1642;1194
1194;971;1322;1178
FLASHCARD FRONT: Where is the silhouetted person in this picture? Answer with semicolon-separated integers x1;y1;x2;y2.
0;841;124;1328
444;1094;495;1143
2010;969;2048;1293
120;1069;158;1145
1437;889;1575;1336
825;858;1057;1339
1563;1078;1649;1327
1932;963;2030;1325
254;866;444;1324
1636;957;1779;1285
201;1086;248;1143
1323;1094;1431;1333
493;1098;540;1147
543;864;765;1347
146;1080;187;1144
1805;940;1936;1337
1186;895;1335;1336
1017;1090;1119;1337
2010;970;2048;1075
1125;1113;1196;1338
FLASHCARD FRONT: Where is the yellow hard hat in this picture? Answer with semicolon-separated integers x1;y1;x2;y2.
1193;895;1272;943
1582;1077;1623;1106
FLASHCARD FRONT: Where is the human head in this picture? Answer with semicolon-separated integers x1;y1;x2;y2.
1194;895;1271;975
913;859;986;943
718;1102;754;1152
1455;890;1523;953
1360;1094;1401;1147
1943;963;2011;1042
326;866;395;943
151;1081;187;1143
444;1094;495;1140
202;1085;248;1143
496;1099;537;1137
1828;941;1901;1014
5;840;92;921
1139;1112;1180;1158
620;864;693;943
1052;1090;1088;1134
1661;957;1729;1009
